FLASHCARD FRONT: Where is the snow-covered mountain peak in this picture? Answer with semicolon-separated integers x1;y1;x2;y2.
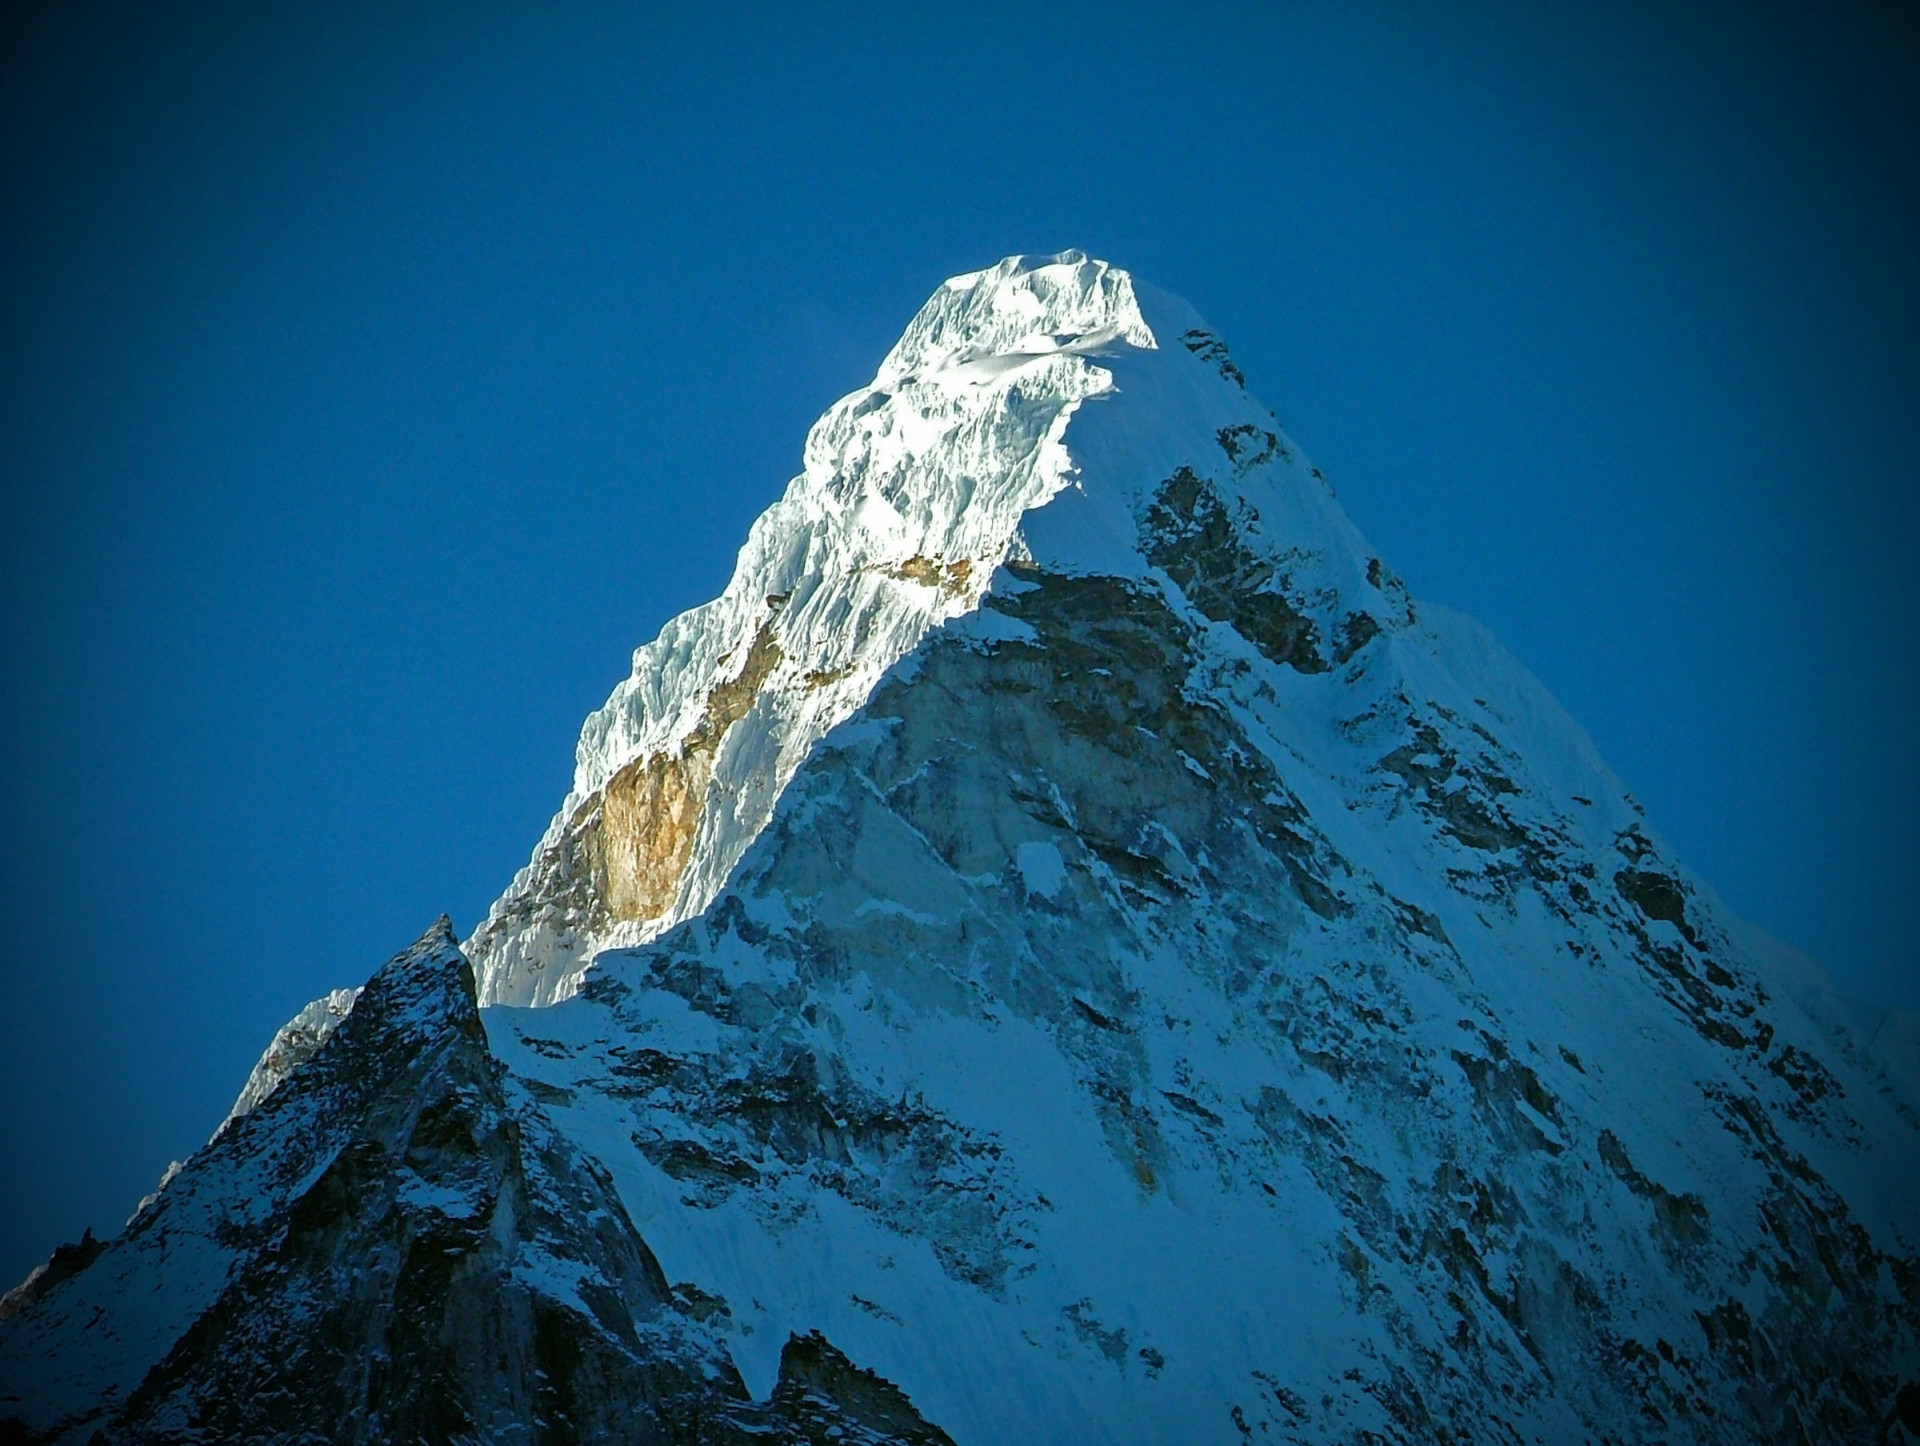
9;255;1918;1444
872;249;1156;387
466;252;1306;1008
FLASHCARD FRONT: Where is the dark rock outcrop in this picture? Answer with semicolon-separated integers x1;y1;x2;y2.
0;920;951;1446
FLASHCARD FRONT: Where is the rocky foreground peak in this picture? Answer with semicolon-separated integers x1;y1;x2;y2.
0;920;953;1443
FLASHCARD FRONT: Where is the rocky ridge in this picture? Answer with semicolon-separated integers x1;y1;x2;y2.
0;922;952;1444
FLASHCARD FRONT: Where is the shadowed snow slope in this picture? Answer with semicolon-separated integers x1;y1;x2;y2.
5;254;1916;1444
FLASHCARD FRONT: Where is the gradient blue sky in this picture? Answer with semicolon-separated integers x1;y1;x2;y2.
2;1;1914;1284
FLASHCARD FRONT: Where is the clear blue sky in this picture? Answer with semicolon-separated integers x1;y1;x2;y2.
2;1;1914;1285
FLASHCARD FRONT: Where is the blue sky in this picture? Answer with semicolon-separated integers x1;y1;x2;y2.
2;0;1914;1284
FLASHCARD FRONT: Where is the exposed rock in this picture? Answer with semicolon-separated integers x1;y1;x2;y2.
0;1233;103;1325
727;1331;956;1445
576;617;786;927
0;921;952;1446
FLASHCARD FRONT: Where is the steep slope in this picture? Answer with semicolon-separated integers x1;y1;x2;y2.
469;254;1920;1443
466;253;1160;1007
6;252;1915;1444
0;922;954;1445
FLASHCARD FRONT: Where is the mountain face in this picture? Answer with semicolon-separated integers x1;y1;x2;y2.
5;251;1918;1444
0;921;952;1445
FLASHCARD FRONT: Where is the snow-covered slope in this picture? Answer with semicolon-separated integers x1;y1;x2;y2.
5;253;1916;1443
469;253;1920;1442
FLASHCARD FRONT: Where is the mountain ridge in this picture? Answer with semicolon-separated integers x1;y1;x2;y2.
5;252;1916;1444
0;920;957;1444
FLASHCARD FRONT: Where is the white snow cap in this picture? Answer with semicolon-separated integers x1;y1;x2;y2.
874;250;1157;385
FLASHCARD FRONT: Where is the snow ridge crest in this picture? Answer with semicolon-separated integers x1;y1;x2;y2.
874;249;1156;385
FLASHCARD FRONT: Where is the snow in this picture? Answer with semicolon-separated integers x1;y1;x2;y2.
11;253;1913;1446
466;252;1155;1008
1015;840;1067;899
455;251;1919;1442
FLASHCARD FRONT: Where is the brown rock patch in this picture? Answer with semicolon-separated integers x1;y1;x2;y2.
567;619;784;926
887;555;973;598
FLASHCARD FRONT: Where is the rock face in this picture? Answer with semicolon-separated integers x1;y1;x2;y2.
5;253;1917;1443
220;984;361;1127
0;922;951;1445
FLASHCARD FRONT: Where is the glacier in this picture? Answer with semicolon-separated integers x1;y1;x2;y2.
4;251;1917;1444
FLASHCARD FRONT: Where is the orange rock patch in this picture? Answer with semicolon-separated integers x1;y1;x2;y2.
887;555;973;598
566;619;784;925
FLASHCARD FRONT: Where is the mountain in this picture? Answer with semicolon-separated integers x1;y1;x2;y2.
0;921;952;1444
5;251;1917;1444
